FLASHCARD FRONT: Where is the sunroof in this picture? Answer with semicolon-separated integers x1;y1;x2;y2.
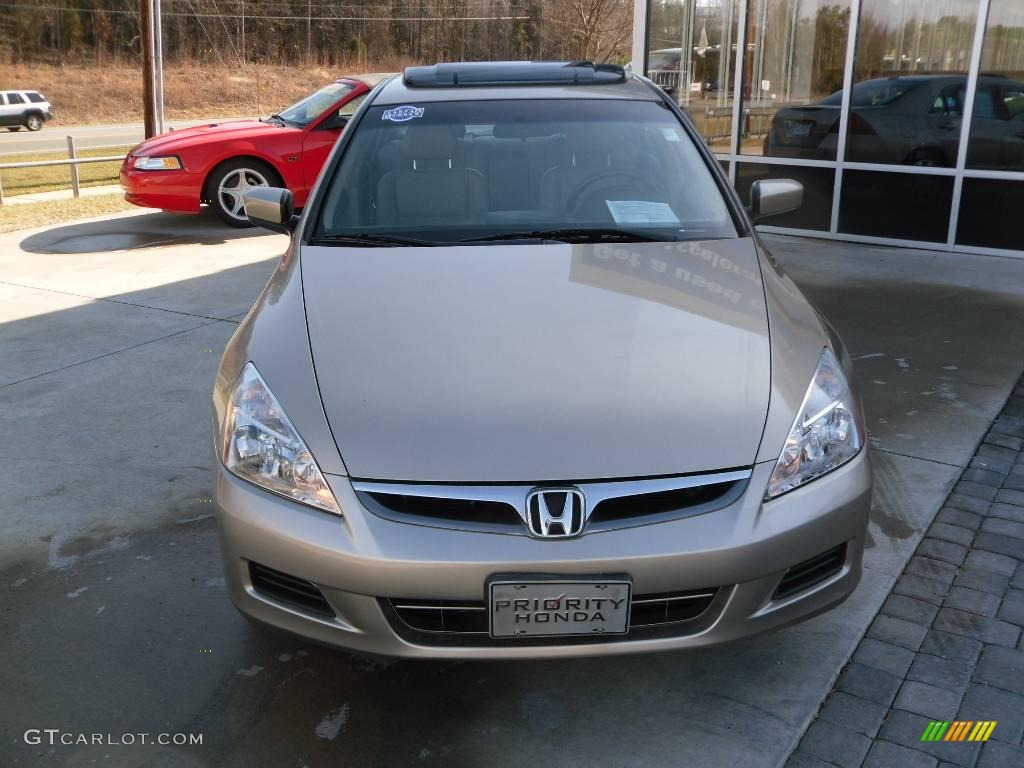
403;61;628;88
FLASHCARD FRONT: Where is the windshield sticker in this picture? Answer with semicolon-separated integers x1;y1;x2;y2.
661;127;681;142
606;200;681;225
382;105;425;122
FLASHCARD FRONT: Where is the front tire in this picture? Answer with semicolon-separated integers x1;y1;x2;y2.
205;158;278;227
24;113;43;131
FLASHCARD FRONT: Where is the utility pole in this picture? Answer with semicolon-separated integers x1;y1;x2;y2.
153;0;165;134
140;0;156;138
241;0;246;66
307;0;312;63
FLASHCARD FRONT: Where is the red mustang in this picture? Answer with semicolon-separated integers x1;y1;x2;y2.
120;75;385;226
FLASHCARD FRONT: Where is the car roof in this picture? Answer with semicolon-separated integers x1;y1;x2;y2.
343;73;392;88
372;61;660;105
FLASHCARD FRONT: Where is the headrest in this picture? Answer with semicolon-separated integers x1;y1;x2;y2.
565;123;618;167
400;125;459;165
492;122;557;140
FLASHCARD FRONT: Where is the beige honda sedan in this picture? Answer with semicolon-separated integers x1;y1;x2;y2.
211;62;872;658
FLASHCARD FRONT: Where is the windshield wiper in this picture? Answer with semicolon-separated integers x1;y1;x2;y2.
309;233;440;247
461;227;676;244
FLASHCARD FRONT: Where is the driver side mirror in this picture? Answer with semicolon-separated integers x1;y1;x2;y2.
244;187;296;234
318;112;350;131
748;179;803;224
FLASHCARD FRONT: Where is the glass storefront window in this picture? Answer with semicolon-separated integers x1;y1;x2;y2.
745;0;852;159
646;0;742;149
966;0;1024;171
846;0;977;167
638;0;1024;251
839;170;953;241
956;178;1024;249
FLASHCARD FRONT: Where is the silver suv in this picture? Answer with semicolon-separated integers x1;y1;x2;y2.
0;90;54;132
212;62;872;659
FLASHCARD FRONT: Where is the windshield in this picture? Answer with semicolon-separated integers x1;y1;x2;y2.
313;98;736;244
648;50;682;70
277;82;356;126
820;79;923;107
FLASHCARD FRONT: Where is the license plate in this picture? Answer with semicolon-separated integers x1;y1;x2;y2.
489;579;631;638
785;120;812;138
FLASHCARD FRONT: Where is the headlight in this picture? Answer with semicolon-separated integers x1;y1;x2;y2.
765;348;864;500
133;155;182;171
221;363;341;515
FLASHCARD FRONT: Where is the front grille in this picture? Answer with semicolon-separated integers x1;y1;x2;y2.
588;480;743;526
353;468;751;535
360;492;519;530
772;543;848;601
248;562;335;619
629;589;718;626
388;599;488;633
383;587;721;646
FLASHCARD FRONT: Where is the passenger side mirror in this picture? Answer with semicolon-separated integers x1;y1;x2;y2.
748;179;803;224
244;187;296;234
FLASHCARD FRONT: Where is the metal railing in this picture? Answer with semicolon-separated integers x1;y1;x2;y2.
0;136;126;205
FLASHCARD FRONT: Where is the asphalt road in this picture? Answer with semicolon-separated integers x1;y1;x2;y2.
2;211;1024;766
0;118;255;154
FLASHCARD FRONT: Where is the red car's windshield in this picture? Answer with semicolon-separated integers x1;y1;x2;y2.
276;82;356;126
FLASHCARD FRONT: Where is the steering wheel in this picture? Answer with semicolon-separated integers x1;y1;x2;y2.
565;169;666;219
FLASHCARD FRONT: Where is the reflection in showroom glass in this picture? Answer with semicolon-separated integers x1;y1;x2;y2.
967;0;1024;171
644;0;741;150
752;0;851;160
843;0;977;167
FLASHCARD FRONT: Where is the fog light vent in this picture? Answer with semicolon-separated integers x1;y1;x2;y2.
249;562;334;619
773;543;847;601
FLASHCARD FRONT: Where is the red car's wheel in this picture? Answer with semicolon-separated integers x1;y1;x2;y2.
205;158;280;227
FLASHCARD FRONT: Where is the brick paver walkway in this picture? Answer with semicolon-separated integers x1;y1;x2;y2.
787;375;1024;768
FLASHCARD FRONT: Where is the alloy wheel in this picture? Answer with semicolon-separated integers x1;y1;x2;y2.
216;167;271;223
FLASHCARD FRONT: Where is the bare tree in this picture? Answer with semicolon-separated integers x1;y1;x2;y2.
0;0;634;68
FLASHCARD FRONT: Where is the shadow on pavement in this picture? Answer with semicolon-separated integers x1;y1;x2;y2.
19;210;268;254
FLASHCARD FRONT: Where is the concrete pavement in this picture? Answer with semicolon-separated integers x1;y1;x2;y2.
788;379;1024;768
1;183;122;205
1;213;1023;767
0;118;256;155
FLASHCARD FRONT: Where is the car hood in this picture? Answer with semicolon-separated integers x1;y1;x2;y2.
128;119;295;156
301;239;771;482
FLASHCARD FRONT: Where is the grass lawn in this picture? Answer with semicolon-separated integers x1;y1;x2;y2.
0;146;130;197
0;194;133;233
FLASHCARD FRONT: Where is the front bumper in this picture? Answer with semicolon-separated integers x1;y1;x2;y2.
214;451;872;659
119;165;204;214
